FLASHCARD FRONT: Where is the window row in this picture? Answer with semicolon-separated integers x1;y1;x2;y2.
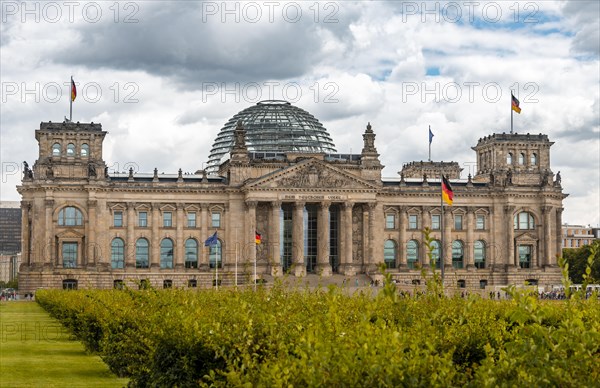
383;239;488;270
110;237;222;269
113;210;221;228
385;213;487;231
63;278;201;290
385;211;536;231
52;142;89;157
506;152;537;166
56;206;225;228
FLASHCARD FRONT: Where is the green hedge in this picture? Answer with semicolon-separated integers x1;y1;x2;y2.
36;282;600;387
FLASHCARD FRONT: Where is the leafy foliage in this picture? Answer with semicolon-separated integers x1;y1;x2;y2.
563;240;600;284
36;277;599;387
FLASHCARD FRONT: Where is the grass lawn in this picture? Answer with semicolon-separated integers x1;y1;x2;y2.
0;301;128;388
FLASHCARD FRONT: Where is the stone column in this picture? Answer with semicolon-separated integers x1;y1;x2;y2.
44;198;54;268
466;207;474;269
366;202;377;272
292;202;305;276
270;201;282;276
224;203;232;271
175;203;184;269
86;199;97;268
542;206;552;268
341;202;354;275
199;204;209;270
126;202;136;268
317;201;331;277
398;206;407;269
443;208;453;269
421;208;431;268
246;201;257;268
151;203;160;269
21;201;30;266
505;206;515;268
553;207;563;266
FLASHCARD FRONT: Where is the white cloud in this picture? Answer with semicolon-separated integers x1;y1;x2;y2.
1;0;598;226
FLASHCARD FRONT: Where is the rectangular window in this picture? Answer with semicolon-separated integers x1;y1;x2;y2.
385;214;395;229
62;242;78;268
431;215;440;230
408;215;418;229
211;212;221;228
454;215;463;230
163;212;172;227
476;215;485;230
113;211;123;227
187;212;196;227
138;211;147;227
519;245;531;268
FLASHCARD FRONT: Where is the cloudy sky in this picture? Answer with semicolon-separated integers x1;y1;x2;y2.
1;1;599;226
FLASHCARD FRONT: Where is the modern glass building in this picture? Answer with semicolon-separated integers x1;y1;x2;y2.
206;100;336;173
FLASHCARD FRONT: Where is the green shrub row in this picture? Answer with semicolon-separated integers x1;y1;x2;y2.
36;281;600;387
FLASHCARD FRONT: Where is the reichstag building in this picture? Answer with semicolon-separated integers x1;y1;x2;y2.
18;100;565;292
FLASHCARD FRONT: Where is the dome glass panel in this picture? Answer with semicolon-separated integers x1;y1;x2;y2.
206;100;336;173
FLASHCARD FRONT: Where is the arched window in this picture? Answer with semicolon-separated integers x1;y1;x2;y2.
384;240;396;269
160;238;174;269
209;240;222;268
67;143;76;156
111;238;125;269
58;206;83;226
506;153;513;165
406;240;419;269
81;143;89;157
185;239;198;269
136;238;149;268
452;240;464;269
530;153;537;165
52;143;61;156
514;212;535;230
518;153;525;165
430;240;441;268
474;240;486;269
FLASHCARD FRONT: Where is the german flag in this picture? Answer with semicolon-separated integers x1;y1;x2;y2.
511;93;521;114
255;231;262;245
71;78;77;102
442;175;453;206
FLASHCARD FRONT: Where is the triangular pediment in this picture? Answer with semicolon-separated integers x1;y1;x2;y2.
515;232;538;242
245;158;379;190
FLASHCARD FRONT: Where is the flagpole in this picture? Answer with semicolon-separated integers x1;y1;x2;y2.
254;237;257;291
235;228;238;287
510;90;513;134
215;230;218;290
428;125;432;162
69;76;73;122
440;174;445;287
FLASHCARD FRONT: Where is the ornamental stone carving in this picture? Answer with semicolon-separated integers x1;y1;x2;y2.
278;164;349;188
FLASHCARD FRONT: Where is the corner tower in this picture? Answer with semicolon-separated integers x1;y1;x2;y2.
29;121;108;181
472;133;556;186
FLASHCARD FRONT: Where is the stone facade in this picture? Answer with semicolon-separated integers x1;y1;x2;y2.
18;119;566;292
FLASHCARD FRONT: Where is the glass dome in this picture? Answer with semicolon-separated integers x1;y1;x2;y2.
206;100;337;173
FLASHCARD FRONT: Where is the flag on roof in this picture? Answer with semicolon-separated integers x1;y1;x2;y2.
511;93;521;114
